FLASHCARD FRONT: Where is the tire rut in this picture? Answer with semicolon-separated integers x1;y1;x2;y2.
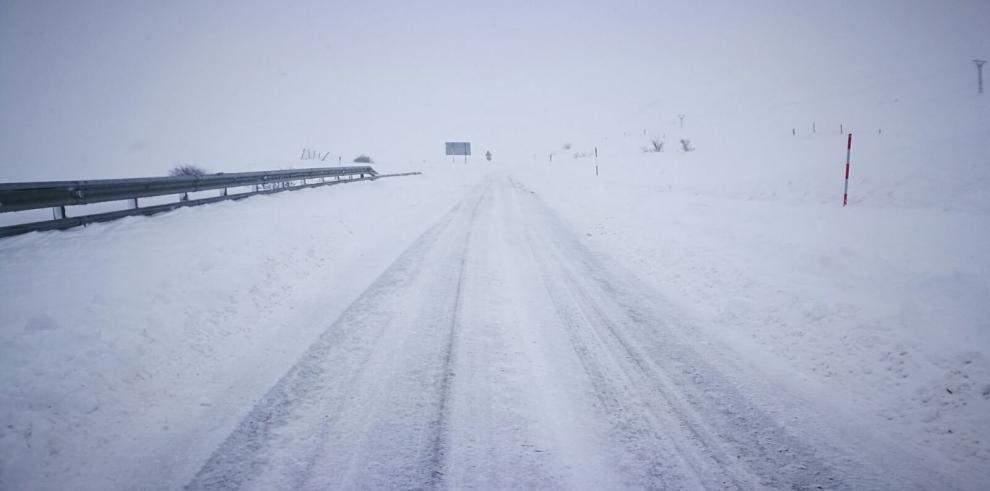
515;180;860;490
186;181;492;490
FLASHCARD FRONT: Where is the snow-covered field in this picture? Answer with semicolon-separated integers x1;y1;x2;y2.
1;82;988;489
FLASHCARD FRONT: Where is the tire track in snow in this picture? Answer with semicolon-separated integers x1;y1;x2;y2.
512;176;873;489
186;180;492;490
425;180;491;488
514;185;707;489
438;180;580;489
187;173;898;490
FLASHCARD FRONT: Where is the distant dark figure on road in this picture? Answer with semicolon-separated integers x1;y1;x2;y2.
485;150;492;162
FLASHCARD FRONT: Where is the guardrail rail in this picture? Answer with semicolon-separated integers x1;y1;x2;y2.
0;165;420;238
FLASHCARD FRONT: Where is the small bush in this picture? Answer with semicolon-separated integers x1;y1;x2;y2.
680;139;694;152
353;155;374;164
642;139;664;153
168;164;208;177
562;143;572;150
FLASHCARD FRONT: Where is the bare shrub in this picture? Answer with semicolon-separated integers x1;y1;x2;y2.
680;139;695;152
168;164;208;177
301;148;331;161
353;155;374;164
642;138;664;153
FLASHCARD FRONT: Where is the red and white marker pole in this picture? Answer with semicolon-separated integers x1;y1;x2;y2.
843;133;852;207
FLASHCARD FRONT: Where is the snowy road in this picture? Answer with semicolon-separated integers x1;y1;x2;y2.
185;174;922;490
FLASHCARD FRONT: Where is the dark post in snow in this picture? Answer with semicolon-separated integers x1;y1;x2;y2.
975;60;986;94
595;146;599;176
843;133;853;207
678;114;685;129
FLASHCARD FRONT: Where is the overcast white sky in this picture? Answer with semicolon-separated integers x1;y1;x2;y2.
1;0;987;179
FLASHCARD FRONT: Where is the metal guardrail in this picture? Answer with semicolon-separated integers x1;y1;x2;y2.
0;166;420;238
0;166;377;212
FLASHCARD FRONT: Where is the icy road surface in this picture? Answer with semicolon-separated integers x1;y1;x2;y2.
185;175;934;490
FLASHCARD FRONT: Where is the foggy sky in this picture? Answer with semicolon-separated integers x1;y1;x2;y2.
1;0;987;179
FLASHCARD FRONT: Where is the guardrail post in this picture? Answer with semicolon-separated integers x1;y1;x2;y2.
128;198;138;209
52;206;66;220
180;192;189;202
222;188;228;197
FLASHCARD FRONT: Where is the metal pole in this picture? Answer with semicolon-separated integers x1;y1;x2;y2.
975;60;986;94
843;133;852;207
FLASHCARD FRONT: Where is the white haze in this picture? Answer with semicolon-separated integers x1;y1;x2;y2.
0;0;988;180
